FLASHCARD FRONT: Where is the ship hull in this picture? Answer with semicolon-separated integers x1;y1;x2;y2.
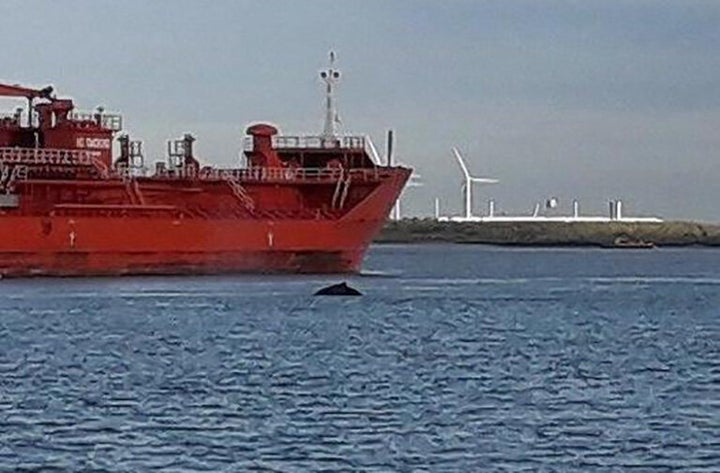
0;168;409;277
0;216;382;277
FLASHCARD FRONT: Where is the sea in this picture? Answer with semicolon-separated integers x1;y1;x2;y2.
0;244;718;472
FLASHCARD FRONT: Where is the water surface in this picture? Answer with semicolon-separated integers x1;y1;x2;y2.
0;245;718;471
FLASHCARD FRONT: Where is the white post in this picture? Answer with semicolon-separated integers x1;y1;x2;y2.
434;197;440;220
573;200;579;218
465;178;472;219
616;200;622;220
393;199;401;221
532;202;540;217
488;199;495;218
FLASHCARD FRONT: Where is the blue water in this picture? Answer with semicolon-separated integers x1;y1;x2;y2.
0;245;718;472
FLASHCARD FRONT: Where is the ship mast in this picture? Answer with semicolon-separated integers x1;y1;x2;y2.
320;51;341;138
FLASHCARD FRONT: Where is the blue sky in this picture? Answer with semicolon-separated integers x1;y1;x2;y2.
2;0;719;220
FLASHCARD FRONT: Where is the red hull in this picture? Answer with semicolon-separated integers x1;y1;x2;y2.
0;170;409;277
0;219;372;276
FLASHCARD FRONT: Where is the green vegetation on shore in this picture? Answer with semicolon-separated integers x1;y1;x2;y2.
376;219;720;247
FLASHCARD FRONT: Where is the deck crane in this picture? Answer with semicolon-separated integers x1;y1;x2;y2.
0;83;55;127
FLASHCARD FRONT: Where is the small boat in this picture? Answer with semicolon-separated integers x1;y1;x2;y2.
609;236;655;249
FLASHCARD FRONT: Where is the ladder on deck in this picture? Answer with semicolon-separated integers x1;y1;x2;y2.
91;157;111;179
124;178;146;206
331;173;352;210
221;171;255;211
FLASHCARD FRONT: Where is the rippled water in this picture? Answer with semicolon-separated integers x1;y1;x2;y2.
0;245;718;472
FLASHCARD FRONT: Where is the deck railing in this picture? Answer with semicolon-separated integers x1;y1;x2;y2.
242;134;383;163
69;112;123;131
0;146;393;184
0;147;97;166
243;134;367;151
152;165;391;183
215;167;390;183
0;147;114;180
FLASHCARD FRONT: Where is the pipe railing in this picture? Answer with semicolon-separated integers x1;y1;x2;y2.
155;166;391;183
0;146;395;184
69;112;123;131
243;134;367;151
0;147;97;166
226;167;394;182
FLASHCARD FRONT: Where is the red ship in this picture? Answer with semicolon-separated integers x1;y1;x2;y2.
0;59;410;276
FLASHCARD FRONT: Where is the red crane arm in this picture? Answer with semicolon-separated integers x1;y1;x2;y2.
0;83;53;99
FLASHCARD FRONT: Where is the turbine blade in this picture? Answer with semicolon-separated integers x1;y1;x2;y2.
451;147;471;179
470;177;499;184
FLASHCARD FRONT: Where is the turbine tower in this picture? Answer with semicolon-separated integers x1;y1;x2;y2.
320;51;341;138
451;147;498;219
393;173;423;220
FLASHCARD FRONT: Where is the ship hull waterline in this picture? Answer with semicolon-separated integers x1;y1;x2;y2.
0;216;383;277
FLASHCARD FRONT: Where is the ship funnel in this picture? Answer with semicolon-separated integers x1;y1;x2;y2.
246;123;281;168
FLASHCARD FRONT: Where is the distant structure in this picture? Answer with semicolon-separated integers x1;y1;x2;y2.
441;147;662;223
387;130;423;220
439;197;662;223
451;147;498;220
393;172;423;220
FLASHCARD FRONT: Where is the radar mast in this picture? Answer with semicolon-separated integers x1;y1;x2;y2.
319;51;341;138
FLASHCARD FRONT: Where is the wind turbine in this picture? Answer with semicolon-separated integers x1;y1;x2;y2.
393;173;423;220
386;129;424;220
451;147;498;219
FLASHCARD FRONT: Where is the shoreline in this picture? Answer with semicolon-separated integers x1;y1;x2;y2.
375;219;720;247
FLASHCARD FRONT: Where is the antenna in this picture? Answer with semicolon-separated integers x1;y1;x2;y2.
319;51;341;138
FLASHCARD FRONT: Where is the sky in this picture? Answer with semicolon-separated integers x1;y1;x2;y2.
1;0;719;220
